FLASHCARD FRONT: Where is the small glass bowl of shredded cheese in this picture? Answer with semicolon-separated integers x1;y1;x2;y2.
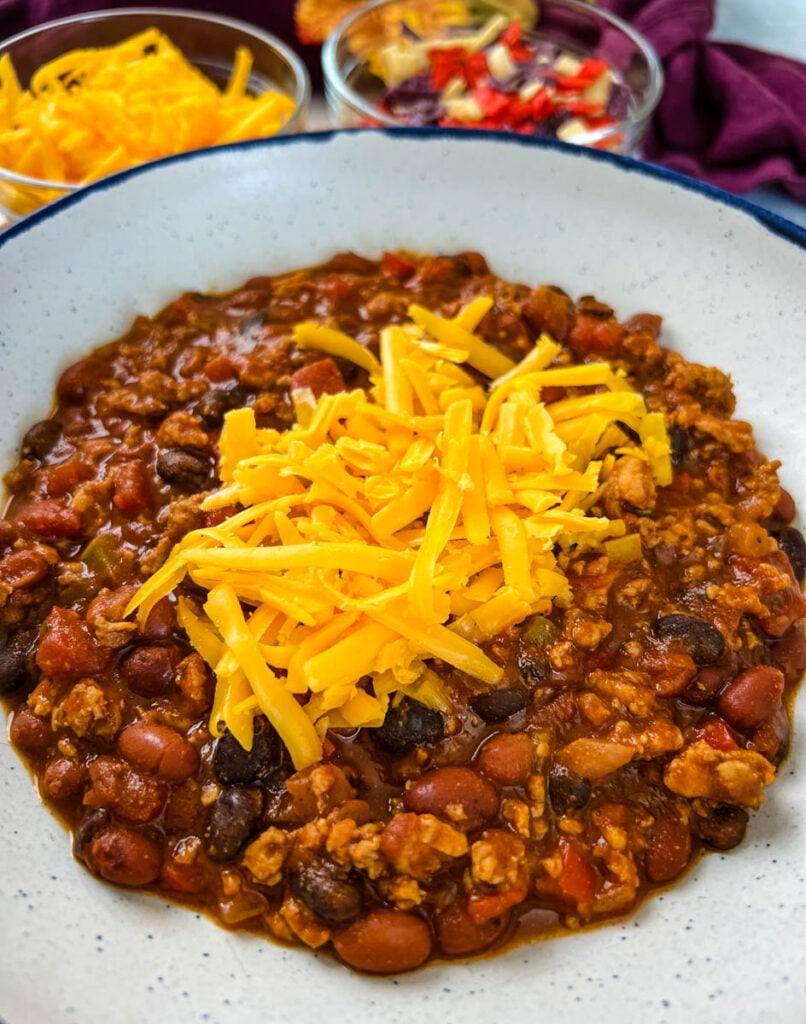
0;8;311;221
322;0;662;154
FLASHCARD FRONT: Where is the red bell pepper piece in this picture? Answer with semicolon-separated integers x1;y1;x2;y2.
464;51;489;88
472;86;512;119
698;719;739;751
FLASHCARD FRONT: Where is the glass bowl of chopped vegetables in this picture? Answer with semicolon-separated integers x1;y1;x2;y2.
0;7;311;221
322;0;663;154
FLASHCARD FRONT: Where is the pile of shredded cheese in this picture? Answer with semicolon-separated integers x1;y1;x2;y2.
0;29;296;186
127;295;671;771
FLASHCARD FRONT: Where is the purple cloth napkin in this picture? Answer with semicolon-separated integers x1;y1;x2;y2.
602;0;806;200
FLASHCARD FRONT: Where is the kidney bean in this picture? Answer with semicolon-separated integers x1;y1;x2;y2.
372;697;444;755
140;598;176;641
119;644;176;697
118;723;199;781
653;614;726;664
752;705;790;763
548;763;592;816
0;628;38;695
471;687;529;723
205;787;263;861
773;489;797;524
693;804;748;850
404;767;498;829
333;909;431;973
770;622;806;683
645;812;692;883
291;856;363;925
36;607;107;678
156;449;212;490
325;251;376;275
684;665;733;705
436;897;510;956
86;756;167;824
21;419;62;459
520;285;575;343
42;757;85;801
777;527;806;584
9;706;52;755
477;733;533;785
213;717;287;785
89;827;162;887
717;666;784;732
57;357;107;403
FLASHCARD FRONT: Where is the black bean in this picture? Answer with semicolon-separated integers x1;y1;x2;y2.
291;857;363;924
548;763;591;815
471;687;529;723
156;449;212;490
0;628;38;695
668;425;691;466
516;649;551;686
213;717;289;786
21;419;61;459
653;613;726;664
196;387;248;428
205;787;263;861
778;527;806;584
372;697;444;754
693;803;748;850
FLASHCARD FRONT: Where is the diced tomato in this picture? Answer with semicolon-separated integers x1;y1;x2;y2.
289;358;346;399
204;354;239;383
36;606;109;678
13;498;82;539
109;460;152;514
467;884;527;924
567;314;626;357
317;278;355;311
380;251;416;279
557;841;598;903
46;455;93;498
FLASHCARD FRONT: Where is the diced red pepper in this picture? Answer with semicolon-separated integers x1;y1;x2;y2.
500;21;531;61
472;86;512;119
467;884;528;924
565;101;603;117
531;89;555;122
557;840;598;904
464;51;489;89
428;46;466;90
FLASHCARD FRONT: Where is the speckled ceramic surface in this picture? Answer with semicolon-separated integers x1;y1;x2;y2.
1;130;805;1024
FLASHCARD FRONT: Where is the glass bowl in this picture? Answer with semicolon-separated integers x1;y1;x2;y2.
0;7;311;222
322;0;663;155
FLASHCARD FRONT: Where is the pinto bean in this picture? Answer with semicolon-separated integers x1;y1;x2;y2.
471;687;529;723
693;804;748;850
291;857;363;924
119;645;175;696
333;909;432;973
717;666;784;732
89;827;162;887
404;767;498;829
436;897;510;956
205;787;263;862
118;723;200;781
372;696;444;755
9;706;51;755
85;755;168;824
477;733;533;785
653;614;726;664
156;449;212;490
42;757;85;800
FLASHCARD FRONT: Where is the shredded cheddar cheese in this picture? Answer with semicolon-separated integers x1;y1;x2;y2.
0;29;296;187
127;297;671;770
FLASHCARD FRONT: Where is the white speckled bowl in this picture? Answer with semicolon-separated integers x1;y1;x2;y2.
1;130;805;1024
